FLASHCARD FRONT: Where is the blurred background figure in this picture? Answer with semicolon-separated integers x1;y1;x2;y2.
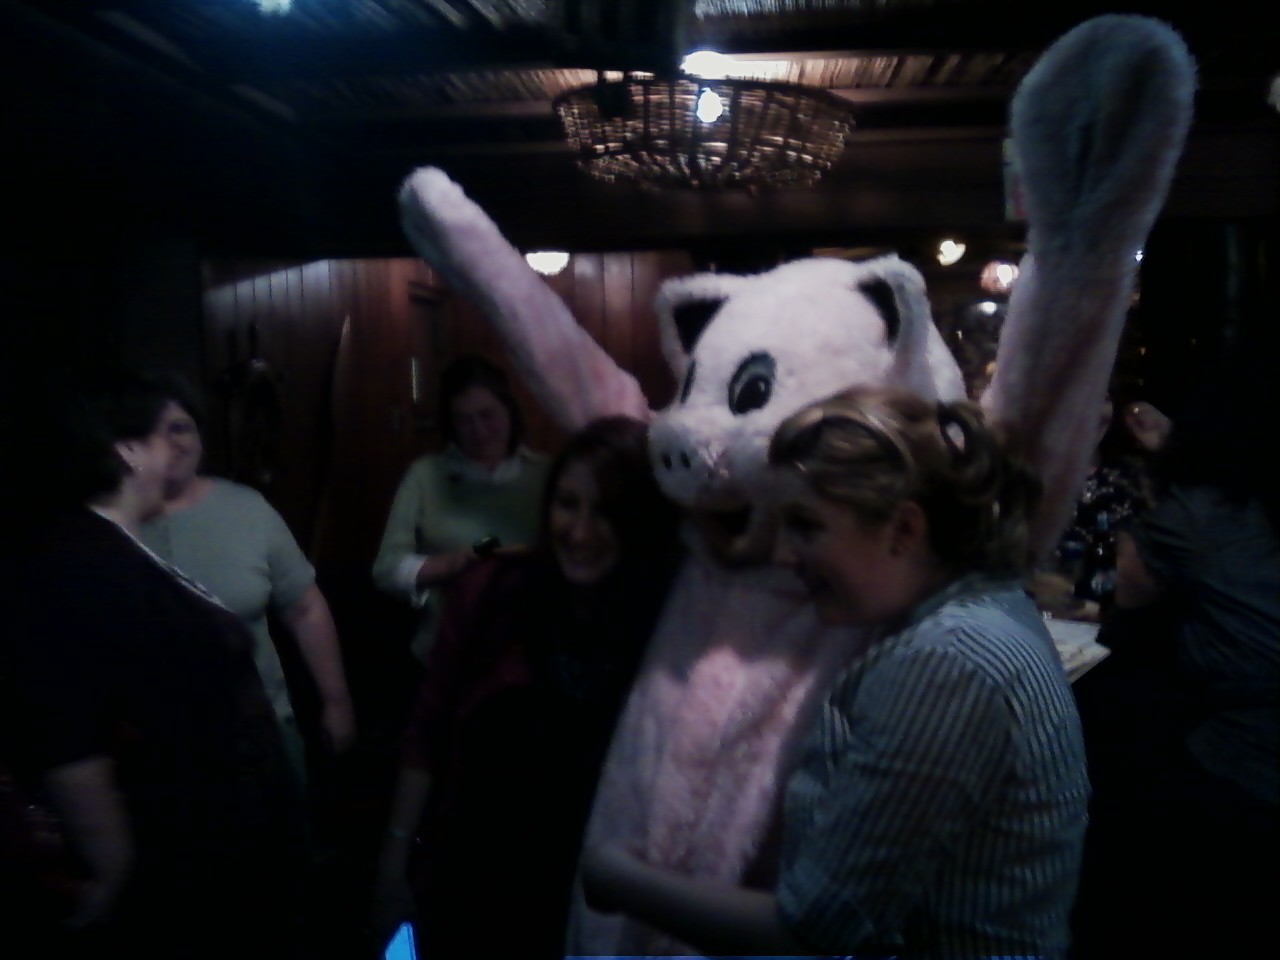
137;372;356;796
1031;390;1155;623
2;369;307;957
1121;399;1172;454
372;353;550;664
1070;321;1279;958
372;416;681;959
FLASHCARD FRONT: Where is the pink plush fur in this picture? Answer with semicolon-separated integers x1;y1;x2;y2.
397;16;1194;957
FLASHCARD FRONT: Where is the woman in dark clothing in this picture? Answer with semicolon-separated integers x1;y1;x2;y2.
372;415;681;959
2;370;307;958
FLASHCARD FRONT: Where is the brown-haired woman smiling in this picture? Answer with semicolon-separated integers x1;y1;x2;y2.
372;415;680;958
582;386;1089;959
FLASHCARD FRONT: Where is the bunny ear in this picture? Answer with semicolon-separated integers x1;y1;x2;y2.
986;15;1195;559
858;255;966;402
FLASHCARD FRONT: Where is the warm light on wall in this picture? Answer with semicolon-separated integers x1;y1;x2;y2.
525;251;570;276
980;261;1019;294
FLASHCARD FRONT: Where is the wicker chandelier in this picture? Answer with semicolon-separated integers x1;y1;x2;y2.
554;75;856;190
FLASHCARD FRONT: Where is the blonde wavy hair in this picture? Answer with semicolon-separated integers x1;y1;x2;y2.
768;386;1042;575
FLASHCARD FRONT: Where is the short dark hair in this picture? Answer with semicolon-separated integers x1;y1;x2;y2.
438;354;524;454
44;368;174;505
140;369;206;432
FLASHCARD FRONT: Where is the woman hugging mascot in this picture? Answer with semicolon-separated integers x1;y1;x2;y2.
396;15;1195;957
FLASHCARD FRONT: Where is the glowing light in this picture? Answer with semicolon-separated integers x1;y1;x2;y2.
1134;249;1144;262
980;260;1019;294
251;0;292;14
525;251;570;276
937;240;967;266
976;301;1000;316
682;50;733;79
696;88;725;123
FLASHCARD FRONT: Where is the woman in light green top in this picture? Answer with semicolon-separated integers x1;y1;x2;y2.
373;354;550;661
137;373;357;787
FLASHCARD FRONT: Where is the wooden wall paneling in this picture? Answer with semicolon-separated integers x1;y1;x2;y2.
601;253;636;391
200;277;237;473
637;250;691;409
405;275;449;450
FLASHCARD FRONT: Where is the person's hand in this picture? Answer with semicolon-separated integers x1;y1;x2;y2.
1123;401;1172;453
319;695;357;755
580;842;643;915
370;867;417;949
414;550;476;589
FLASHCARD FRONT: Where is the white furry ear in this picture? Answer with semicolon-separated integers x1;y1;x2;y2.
853;255;967;402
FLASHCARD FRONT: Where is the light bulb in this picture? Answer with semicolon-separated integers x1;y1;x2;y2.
525;251;570;276
696;88;724;123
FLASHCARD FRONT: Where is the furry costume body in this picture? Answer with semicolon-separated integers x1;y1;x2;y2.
397;16;1195;956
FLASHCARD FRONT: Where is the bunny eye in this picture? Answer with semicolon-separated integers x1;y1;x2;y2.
727;353;775;416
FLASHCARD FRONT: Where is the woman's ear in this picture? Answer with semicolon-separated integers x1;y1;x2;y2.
888;500;928;558
114;440;138;473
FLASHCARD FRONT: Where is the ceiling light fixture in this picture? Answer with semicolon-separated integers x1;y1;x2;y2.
554;72;855;190
525;251;570;276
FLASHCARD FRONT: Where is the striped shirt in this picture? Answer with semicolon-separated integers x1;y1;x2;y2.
776;575;1089;959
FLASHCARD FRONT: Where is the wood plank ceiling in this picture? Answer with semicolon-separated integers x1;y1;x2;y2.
4;1;1277;255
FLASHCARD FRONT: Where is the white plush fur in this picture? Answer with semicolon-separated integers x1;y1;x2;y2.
396;15;1194;957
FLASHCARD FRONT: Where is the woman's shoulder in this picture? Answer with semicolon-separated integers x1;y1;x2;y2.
202;477;264;504
397;453;458;488
898;580;1053;670
197;479;284;522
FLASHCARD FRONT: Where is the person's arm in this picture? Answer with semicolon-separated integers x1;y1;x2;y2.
43;755;134;928
411;549;476;590
580;844;807;956
1114;530;1165;610
279;584;357;754
371;461;476;603
371;764;432;942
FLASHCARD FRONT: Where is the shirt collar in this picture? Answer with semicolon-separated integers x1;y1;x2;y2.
443;443;533;485
898;570;1017;636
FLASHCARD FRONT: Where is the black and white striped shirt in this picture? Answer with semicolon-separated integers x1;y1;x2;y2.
777;575;1089;959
